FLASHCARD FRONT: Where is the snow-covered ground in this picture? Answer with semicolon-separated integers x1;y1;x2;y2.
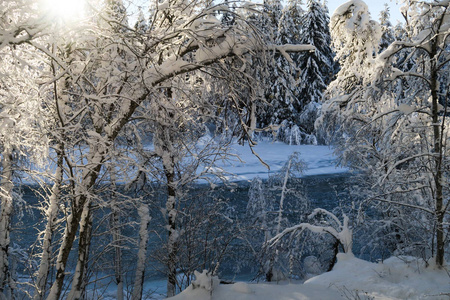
214;141;347;181
171;254;450;300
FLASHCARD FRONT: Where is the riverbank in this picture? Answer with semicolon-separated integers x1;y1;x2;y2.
213;141;347;181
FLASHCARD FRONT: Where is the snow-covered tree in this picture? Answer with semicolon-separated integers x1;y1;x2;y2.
295;0;334;140
379;4;395;52
246;153;308;281
256;0;307;142
264;0;283;31
131;203;150;300
220;0;235;25
0;0;46;48
299;0;333;98
327;0;380;95
0;0;318;297
0;44;49;299
263;0;304;130
316;0;381;143
370;0;449;267
319;0;450;267
269;208;354;255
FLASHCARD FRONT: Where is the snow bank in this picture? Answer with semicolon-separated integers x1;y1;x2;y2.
170;254;449;300
305;254;450;300
171;281;344;300
215;141;346;181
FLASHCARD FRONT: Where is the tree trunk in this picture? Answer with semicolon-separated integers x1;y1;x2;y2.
267;157;292;282
106;168;124;300
66;201;93;300
131;203;150;300
0;145;14;299
166;167;178;298
34;144;64;300
430;39;445;268
111;205;124;300
327;239;341;272
46;157;102;300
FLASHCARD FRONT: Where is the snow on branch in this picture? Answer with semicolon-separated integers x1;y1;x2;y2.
145;40;315;88
267;44;316;52
268;44;315;63
268;209;353;254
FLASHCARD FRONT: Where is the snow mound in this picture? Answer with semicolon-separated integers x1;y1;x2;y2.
305;254;450;300
171;281;343;300
192;270;219;292
171;255;449;300
232;282;253;294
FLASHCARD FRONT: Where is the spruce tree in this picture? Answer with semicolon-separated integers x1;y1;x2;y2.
220;0;235;25
379;4;395;52
251;0;285;130
297;0;334;138
257;0;306;142
269;0;304;126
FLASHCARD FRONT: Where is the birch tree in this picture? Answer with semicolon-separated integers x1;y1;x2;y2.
131;203;150;300
0;44;48;300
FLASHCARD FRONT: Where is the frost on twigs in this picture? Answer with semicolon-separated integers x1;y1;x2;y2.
192;270;219;292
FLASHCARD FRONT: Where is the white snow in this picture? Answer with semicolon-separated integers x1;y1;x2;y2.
305;254;450;300
191;270;219;292
269;209;353;255
171;280;343;300
398;103;415;114
213;140;346;181
169;254;450;300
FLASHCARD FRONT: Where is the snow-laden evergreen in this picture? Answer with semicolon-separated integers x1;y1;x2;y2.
267;0;303;127
379;4;395;52
296;0;334;142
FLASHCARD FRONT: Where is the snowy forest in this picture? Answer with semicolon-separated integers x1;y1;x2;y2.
0;0;449;299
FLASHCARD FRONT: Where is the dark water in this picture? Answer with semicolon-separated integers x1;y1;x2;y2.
9;172;352;293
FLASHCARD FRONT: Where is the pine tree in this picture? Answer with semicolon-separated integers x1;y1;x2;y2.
259;0;285;127
264;0;283;32
134;8;148;33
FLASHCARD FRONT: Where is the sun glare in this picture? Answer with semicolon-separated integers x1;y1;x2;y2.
43;0;86;21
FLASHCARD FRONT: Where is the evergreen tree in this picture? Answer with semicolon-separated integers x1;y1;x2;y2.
379;4;395;52
256;0;309;144
256;0;335;145
220;0;235;25
134;8;148;33
264;0;283;32
267;0;304;126
261;0;285;129
297;0;334;136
